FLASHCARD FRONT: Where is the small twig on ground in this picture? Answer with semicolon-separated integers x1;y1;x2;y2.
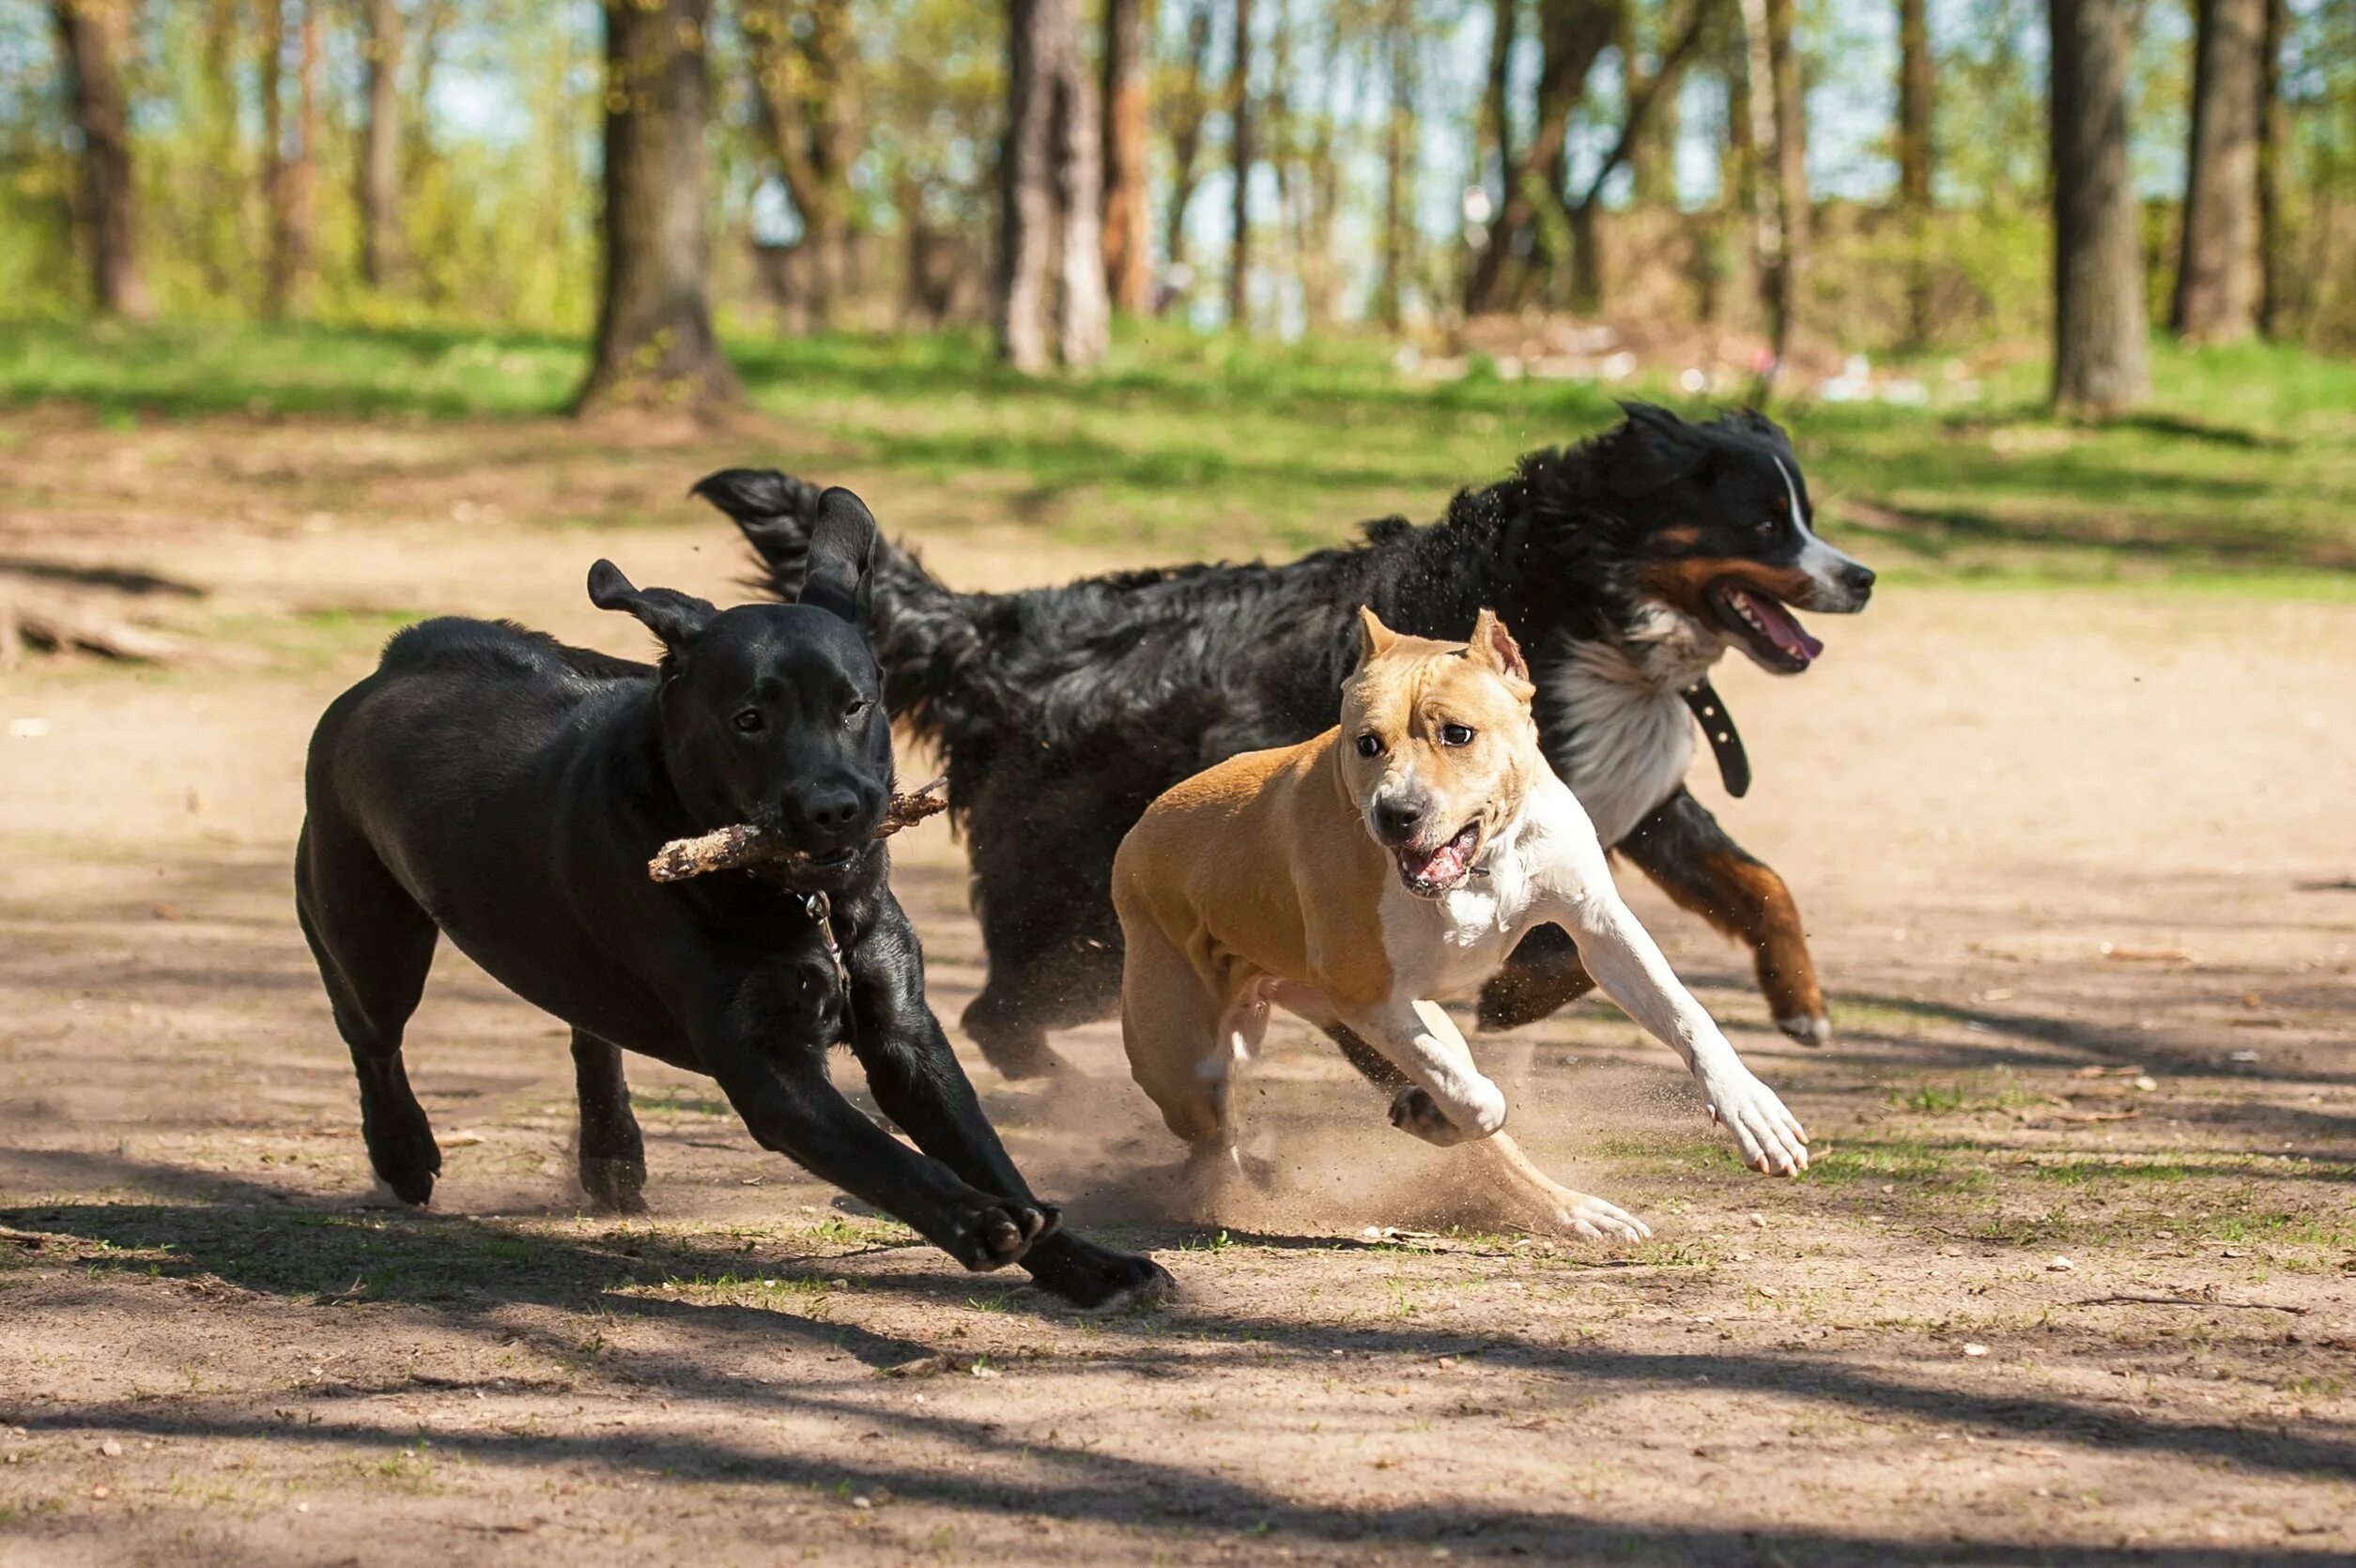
648;776;949;883
2071;1294;2307;1314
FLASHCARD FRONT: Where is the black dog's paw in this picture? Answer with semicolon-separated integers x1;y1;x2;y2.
943;1199;1060;1271
1023;1233;1177;1311
579;1157;649;1215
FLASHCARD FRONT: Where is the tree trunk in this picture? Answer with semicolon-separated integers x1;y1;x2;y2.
1569;0;1715;313
1733;0;1781;383
1896;0;1932;346
575;0;741;412
268;0;321;316
1377;0;1415;329
2048;0;2148;415
1483;0;1515;210
745;0;861;331
997;0;1106;372
197;0;243;297
2170;0;2262;343
1762;0;1806;378
1159;0;1215;309
1101;0;1152;315
1463;0;1624;315
359;0;403;288
1227;0;1255;331
2256;0;2288;339
52;0;150;320
259;0;286;316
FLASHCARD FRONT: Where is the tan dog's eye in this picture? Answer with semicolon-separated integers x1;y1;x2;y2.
1439;723;1474;747
1354;733;1383;759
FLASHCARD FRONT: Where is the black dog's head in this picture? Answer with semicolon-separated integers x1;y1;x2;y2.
1543;404;1876;676
590;488;892;884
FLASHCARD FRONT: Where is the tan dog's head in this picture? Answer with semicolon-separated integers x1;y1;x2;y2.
1337;607;1541;899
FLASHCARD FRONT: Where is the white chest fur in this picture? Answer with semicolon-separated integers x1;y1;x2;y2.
1376;811;1547;1004
1543;609;1725;848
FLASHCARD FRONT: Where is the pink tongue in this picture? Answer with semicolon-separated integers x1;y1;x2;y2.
1406;831;1473;884
1743;591;1824;660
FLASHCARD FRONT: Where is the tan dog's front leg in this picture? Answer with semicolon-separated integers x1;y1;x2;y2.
1342;999;1649;1243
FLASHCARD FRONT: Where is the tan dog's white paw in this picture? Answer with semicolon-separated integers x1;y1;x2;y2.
1701;1068;1809;1176
1550;1194;1652;1243
1388;1085;1478;1146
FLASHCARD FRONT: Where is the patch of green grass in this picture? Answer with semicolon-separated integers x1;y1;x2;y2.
6;315;2353;589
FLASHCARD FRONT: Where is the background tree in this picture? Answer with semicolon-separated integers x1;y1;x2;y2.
266;0;321;316
358;0;404;289
1464;0;1624;315
51;0;149;319
1156;0;1217;313
2049;0;2148;414
744;0;862;331
1226;0;1255;330
576;0;741;411
2172;0;2263;343
2255;0;2288;340
1896;0;1933;347
998;0;1109;371
1101;0;1153;315
1566;0;1716;313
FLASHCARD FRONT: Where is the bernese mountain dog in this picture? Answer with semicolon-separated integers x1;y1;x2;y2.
694;403;1874;1080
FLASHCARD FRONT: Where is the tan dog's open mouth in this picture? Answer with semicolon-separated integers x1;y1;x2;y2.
1395;822;1482;898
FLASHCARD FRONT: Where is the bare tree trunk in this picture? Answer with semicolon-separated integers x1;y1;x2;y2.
259;0;287;315
1227;0;1255;331
2171;0;2262;343
1570;0;1715;312
359;0;403;288
576;0;741;412
1897;0;1932;347
52;0;151;320
198;0;243;298
2049;0;2148;415
1377;0;1419;330
746;0;860;331
1159;0;1215;309
1733;0;1782;383
998;0;1106;371
1761;0;1806;379
1101;0;1153;314
1483;0;1515;209
1463;0;1623;315
270;0;321;315
2256;0;2288;339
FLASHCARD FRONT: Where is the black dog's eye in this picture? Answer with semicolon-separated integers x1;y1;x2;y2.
1440;722;1475;747
731;707;763;734
844;699;871;723
1756;515;1781;536
1354;733;1383;759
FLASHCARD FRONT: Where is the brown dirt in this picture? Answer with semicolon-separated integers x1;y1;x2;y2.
2;410;2351;1565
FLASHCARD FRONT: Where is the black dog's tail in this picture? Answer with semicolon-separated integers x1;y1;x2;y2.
692;469;982;750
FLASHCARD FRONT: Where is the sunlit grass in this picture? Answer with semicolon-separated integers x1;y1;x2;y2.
4;314;2352;589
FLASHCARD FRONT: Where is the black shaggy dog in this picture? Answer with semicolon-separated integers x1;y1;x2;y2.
296;488;1166;1307
695;405;1874;1082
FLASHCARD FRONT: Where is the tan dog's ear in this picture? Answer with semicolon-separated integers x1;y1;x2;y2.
1465;608;1531;683
1352;606;1399;669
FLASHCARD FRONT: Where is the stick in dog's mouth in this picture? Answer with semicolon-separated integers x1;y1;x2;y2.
649;776;949;883
1395;820;1483;898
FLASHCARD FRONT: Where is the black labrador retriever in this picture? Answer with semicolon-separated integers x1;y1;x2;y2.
294;488;1168;1308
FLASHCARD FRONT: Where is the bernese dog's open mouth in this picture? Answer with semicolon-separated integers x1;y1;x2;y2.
1706;578;1825;674
1394;821;1482;899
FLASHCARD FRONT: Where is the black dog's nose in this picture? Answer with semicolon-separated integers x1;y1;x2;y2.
1844;561;1876;600
803;788;862;832
1374;796;1425;844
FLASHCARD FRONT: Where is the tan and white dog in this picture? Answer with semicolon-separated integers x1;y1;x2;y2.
1111;607;1808;1238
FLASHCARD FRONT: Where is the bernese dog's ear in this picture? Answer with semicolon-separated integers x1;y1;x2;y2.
1608;402;1710;498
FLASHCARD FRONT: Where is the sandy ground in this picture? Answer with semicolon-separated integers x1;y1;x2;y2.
2;410;2352;1565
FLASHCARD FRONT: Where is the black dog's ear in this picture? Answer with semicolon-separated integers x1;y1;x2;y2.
1608;402;1710;498
587;560;718;651
798;487;876;626
1720;406;1794;454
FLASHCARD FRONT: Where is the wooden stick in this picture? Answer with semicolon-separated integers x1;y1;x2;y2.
648;776;949;883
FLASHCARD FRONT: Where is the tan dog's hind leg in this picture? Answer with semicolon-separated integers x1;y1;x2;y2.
1119;921;1255;1211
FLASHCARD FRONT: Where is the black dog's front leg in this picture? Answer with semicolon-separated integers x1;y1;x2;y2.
700;967;1054;1273
843;896;1173;1309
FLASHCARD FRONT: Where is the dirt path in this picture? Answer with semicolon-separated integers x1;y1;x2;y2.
2;413;2351;1564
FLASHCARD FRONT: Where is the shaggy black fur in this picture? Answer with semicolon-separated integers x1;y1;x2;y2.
696;404;1871;1078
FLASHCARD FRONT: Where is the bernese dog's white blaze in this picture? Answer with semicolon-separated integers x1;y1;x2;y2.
1778;455;1873;613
